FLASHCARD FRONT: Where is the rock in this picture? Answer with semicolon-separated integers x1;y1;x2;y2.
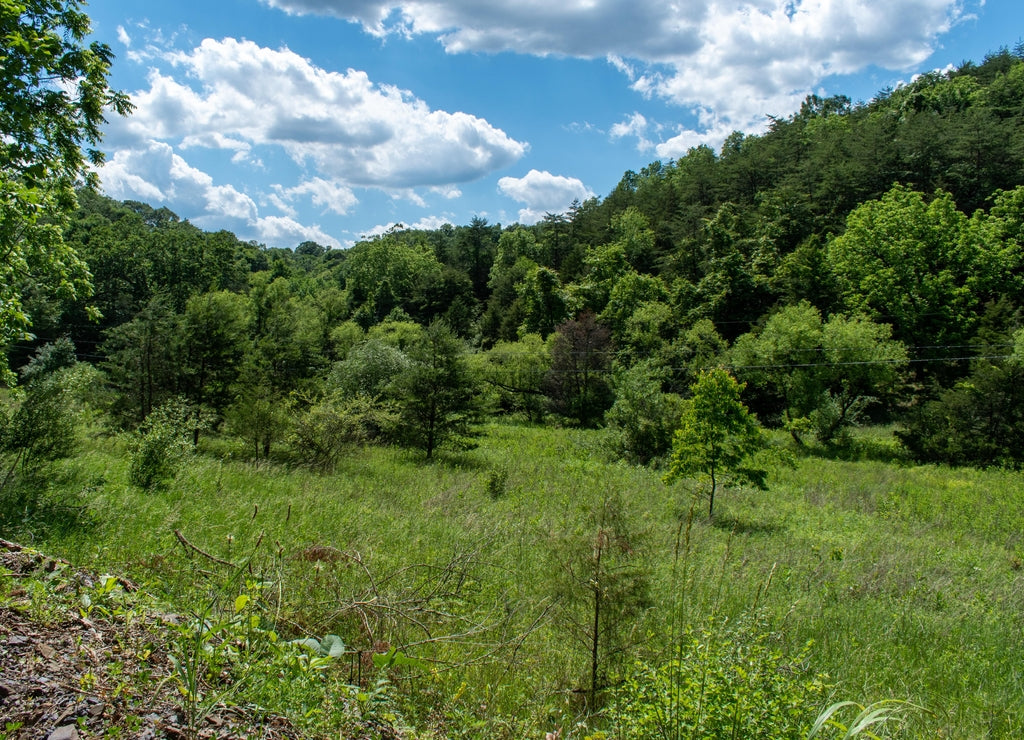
47;726;79;740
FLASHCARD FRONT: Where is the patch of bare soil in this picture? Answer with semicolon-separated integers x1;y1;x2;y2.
0;540;295;739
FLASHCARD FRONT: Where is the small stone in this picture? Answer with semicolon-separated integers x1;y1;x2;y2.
7;635;29;646
37;642;57;660
47;726;79;740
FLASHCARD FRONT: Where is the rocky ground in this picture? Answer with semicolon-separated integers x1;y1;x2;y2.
0;539;298;739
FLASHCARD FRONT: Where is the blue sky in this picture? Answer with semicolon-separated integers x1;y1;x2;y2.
86;0;1022;248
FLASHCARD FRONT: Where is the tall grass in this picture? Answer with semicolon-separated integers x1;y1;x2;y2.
23;422;1024;737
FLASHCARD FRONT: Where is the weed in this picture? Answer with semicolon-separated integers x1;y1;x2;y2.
485;466;509;499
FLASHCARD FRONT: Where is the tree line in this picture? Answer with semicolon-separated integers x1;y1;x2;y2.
6;38;1024;474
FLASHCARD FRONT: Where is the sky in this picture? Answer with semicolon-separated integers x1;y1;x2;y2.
85;0;1023;249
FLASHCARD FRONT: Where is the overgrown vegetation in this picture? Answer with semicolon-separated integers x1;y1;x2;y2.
4;3;1024;733
2;422;1019;736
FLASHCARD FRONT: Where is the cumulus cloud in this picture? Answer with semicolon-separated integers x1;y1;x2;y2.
98;35;530;246
610;112;654;152
101;142;258;222
262;0;705;57
283;178;359;216
262;0;968;143
363;214;456;238
498;169;594;225
251;215;342;248
98;143;342;248
119;38;525;188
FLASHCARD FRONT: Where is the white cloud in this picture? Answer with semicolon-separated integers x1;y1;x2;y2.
98;143;342;248
100;141;257;222
261;0;706;58
98;35;527;245
410;214;455;230
262;0;969;142
431;184;463;200
251;215;342;248
283;178;359;215
610;112;654;152
361;214;456;239
498;169;594;225
120;38;525;188
655;118;742;159
117;25;132;47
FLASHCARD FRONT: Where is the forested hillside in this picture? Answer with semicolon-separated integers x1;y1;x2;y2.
8;47;1024;468
5;26;1024;737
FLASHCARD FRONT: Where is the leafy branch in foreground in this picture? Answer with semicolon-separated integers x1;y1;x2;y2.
1;0;133;381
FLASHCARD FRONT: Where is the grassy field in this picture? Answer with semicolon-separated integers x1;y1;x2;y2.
7;421;1024;737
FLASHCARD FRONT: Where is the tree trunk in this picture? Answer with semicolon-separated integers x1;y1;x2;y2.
708;465;717;519
590;535;603;710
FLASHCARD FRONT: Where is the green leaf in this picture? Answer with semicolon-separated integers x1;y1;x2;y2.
372;647;425;670
320;634;346;658
289;637;322;654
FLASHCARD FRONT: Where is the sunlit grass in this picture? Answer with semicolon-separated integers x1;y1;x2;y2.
30;422;1024;736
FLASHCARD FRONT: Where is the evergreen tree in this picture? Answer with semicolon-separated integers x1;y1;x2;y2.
392;321;484;460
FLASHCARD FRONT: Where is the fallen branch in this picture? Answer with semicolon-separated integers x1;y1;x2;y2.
173;529;236;568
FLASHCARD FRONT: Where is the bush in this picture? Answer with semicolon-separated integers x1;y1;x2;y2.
289;395;398;471
225;389;292;461
1;340;99;471
127;398;195;489
607;612;827;739
605;361;683;465
898;360;1024;468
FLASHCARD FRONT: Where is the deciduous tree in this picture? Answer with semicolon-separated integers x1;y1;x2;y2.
1;1;131;379
545;312;613;428
731;302;907;444
664;368;769;519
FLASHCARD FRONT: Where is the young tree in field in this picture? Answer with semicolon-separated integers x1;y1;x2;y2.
553;494;650;711
392;321;484;460
226;358;292;462
1;1;132;380
664;368;769;519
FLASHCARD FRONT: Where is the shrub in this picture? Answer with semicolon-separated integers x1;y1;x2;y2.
127;398;195;489
1;340;100;472
607;613;827;739
605;361;683;465
289;395;398;471
898;360;1024;468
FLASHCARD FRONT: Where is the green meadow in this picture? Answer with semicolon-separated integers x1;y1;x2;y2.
12;422;1023;738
